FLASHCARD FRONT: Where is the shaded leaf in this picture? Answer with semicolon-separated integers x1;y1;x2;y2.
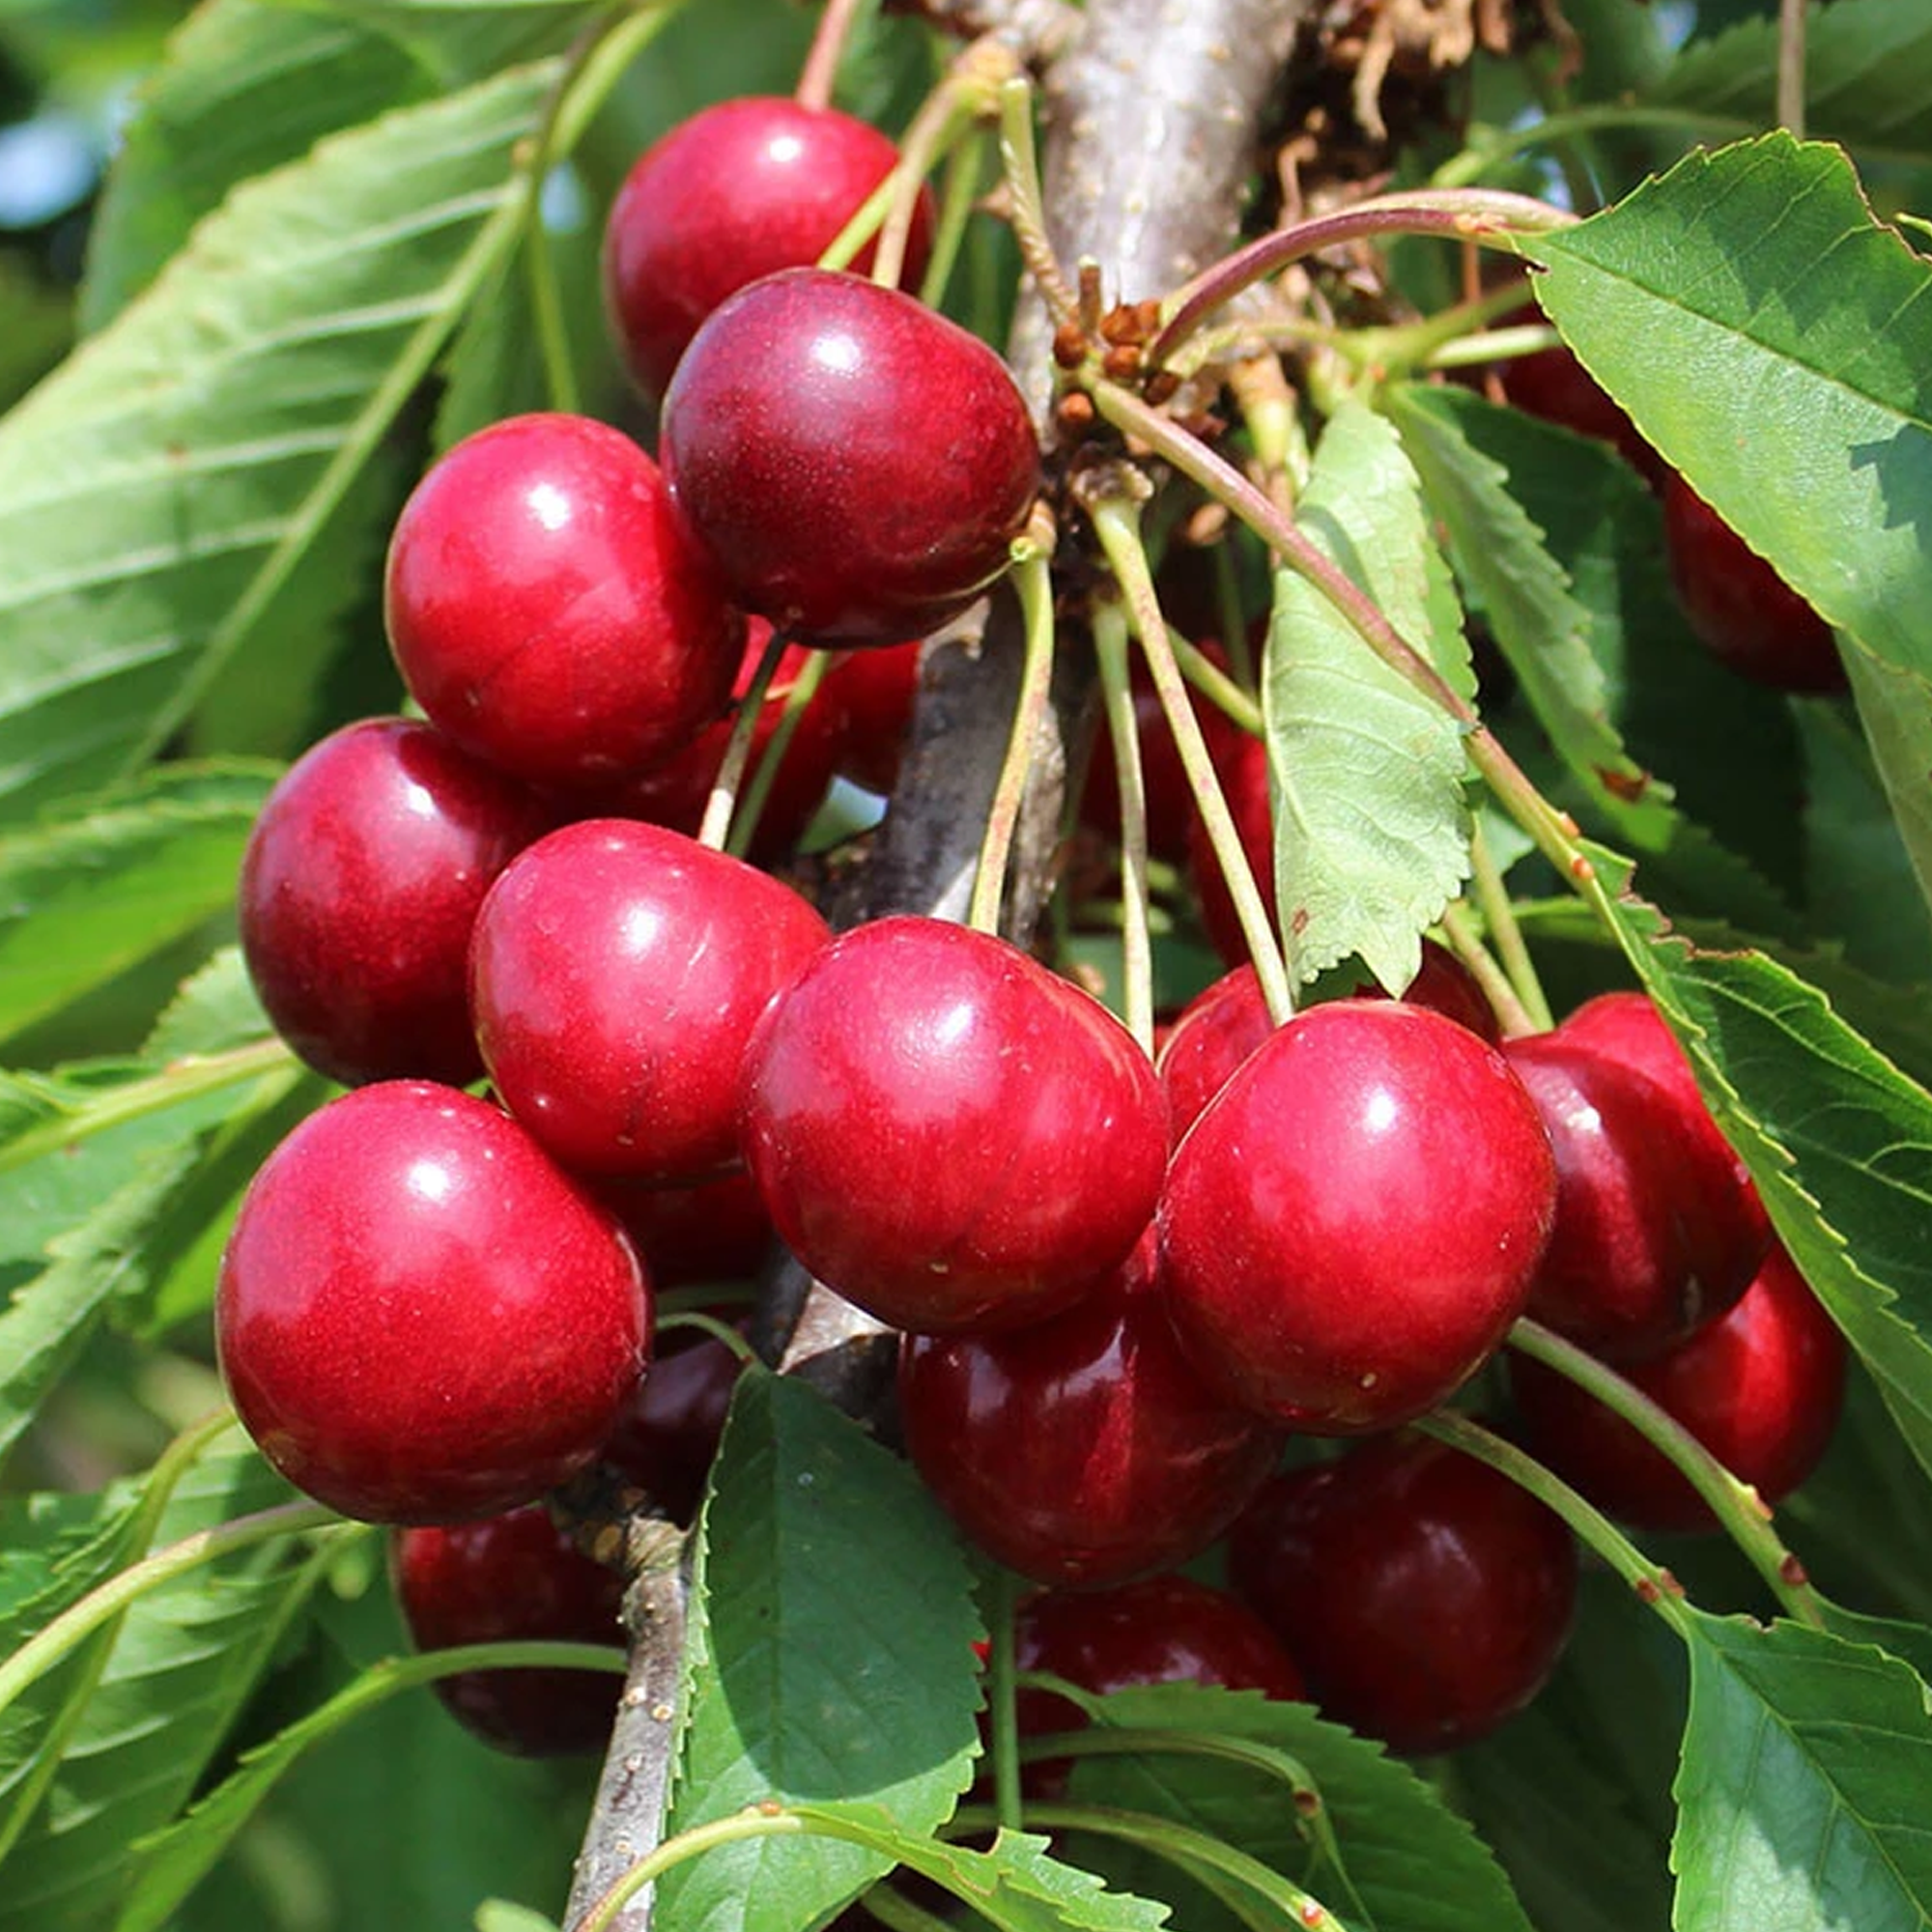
1263;401;1473;992
1841;643;1932;953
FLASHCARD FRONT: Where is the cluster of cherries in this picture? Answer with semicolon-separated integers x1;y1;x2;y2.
213;87;1848;1777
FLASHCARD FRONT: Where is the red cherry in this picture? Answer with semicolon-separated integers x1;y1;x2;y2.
1183;726;1271;967
594;1169;773;1290
1159;1002;1556;1433
217;1083;650;1523
1509;1244;1848;1533
816;640;923;794
602;97;936;400
1503;1032;1763;1360
384;413;743;790
602;1321;747;1526
469;820;829;1182
744;916;1169;1334
1662;472;1846;694
898;1236;1283;1586
1230;1434;1577;1753
662;269;1038;644
392;1505;623;1756
1502;332;1664;487
239;718;550;1088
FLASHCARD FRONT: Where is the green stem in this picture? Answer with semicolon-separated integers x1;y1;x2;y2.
1438;901;1535;1038
1086;491;1293;1023
725;646;829;861
1425;322;1560;370
698;627;791;851
918;128;986;310
1414;1411;1693;1636
965;548;1056;936
0;1499;345;1721
1469;820;1552;1031
581;1811;811;1932
1778;0;1807;138
1147;189;1574;372
987;1568;1024;1834
0;1037;299;1177
525;195;582;415
652;1310;759;1365
817;171;895;273
997;74;1078;327
1093;605;1155;1054
872;43;1009;290
1171;630;1262;734
1506;1319;1827;1628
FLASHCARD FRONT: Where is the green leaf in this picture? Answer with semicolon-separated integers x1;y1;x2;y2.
1065;1684;1533;1932
1584;848;1932;1484
140;949;270;1064
1655;0;1932;170
0;766;273;1047
1841;644;1932;951
0;1446;327;1932
661;1372;983;1932
1388;383;1802;926
281;0;613;89
475;1906;562;1932
1522;134;1932;682
0;60;556;821
1673;1612;1932;1931
80;0;430;328
1263;400;1473;992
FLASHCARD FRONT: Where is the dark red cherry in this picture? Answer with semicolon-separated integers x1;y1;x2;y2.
392;1505;623;1756
594;1169;773;1290
816;640;923;794
661;269;1038;644
239;719;550;1088
1556;990;1773;1269
1159;1002;1556;1433
1502;1032;1763;1360
1663;472;1846;694
1509;1243;1848;1533
384;413;743;789
898;1236;1283;1585
1183;725;1271;967
217;1082;650;1523
470;820;829;1182
602;1321;747;1526
1230;1434;1577;1753
603;97;936;400
744;916;1169;1334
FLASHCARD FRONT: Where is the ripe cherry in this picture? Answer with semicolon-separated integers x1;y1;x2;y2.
1662;472;1846;694
239;718;550;1088
744;916;1169;1334
1159;1002;1555;1432
1230;1434;1577;1754
816;639;923;795
217;1082;650;1523
1509;1243;1848;1533
662;269;1038;643
603;97;936;400
1183;726;1271;967
594;1169;773;1291
602;1319;747;1526
1503;1031;1765;1360
384;413;743;790
898;1236;1283;1586
470;820;830;1182
392;1504;623;1756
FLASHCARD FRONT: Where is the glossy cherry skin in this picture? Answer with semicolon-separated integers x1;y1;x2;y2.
744;916;1170;1334
1556;990;1772;1267
603;98;936;401
392;1505;623;1756
601;1321;746;1525
1663;472;1846;694
1159;1001;1557;1433
217;1083;651;1523
898;1236;1283;1585
1230;1434;1577;1754
470;820;829;1181
239;719;551;1088
662;269;1039;644
1509;1244;1848;1533
1503;1032;1765;1361
384;413;743;790
1158;943;1500;1141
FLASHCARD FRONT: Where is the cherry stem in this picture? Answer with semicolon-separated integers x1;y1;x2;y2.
698;627;792;851
1146;188;1576;372
1778;0;1808;139
1438;901;1537;1038
1506;1318;1827;1628
817;171;897;274
918;128;987;309
1469;820;1552;1031
1426;322;1561;371
966;546;1058;935
1173;630;1261;734
0;1498;349;1721
794;0;867;112
1086;487;1293;1024
652;1310;759;1366
1414;1410;1694;1638
986;1568;1024;1833
996;74;1080;328
1093;603;1155;1053
1090;379;1591;889
725;646;829;861
1339;277;1537;376
526;207;582;415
